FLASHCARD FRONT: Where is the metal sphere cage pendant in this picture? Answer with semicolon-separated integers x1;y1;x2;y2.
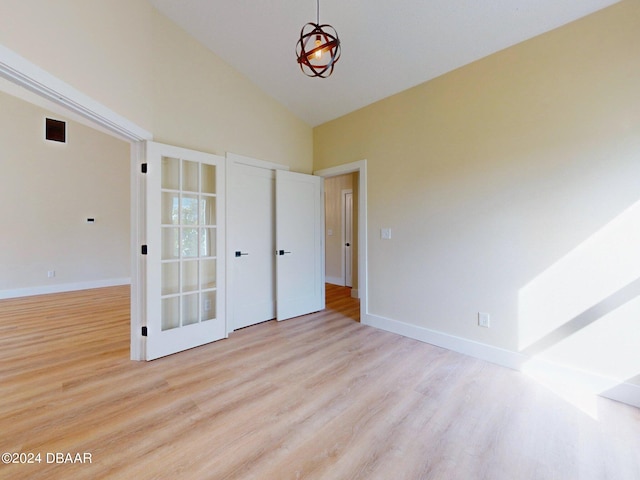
296;1;341;78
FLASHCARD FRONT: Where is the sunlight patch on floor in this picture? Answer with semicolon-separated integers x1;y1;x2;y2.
522;359;602;420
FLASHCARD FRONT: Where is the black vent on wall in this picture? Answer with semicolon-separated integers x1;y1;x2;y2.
45;118;66;143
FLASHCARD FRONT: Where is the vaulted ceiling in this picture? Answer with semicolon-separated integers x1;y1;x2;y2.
148;0;620;126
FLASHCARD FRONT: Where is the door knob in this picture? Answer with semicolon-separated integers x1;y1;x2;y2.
345;243;350;247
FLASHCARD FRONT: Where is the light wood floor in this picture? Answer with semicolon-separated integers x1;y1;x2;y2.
1;285;639;480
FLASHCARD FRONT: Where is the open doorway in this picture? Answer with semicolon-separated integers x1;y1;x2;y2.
0;84;133;366
324;173;357;293
0;48;151;360
0;85;131;300
315;160;368;323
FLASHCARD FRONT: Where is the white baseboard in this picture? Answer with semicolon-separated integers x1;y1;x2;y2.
363;312;526;369
0;278;131;300
362;312;640;409
351;289;359;299
325;276;345;286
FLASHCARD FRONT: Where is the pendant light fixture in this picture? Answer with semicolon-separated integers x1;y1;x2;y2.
296;0;341;78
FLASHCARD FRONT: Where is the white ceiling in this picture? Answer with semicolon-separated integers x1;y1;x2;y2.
148;0;620;127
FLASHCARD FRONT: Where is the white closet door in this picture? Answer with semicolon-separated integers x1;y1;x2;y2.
276;170;325;320
228;163;276;329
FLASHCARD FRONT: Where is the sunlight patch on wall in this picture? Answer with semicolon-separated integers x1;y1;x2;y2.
517;198;640;414
536;297;640;381
522;295;640;419
518;199;640;351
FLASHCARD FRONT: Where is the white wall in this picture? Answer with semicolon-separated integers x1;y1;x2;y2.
0;91;131;296
0;0;154;132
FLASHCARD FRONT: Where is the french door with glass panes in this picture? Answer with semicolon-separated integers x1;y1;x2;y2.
145;141;225;360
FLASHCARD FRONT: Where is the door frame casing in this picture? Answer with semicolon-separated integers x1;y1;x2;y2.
314;160;368;319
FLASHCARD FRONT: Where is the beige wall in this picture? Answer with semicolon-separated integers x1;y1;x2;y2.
151;12;312;171
314;1;640;384
0;0;313;171
0;0;154;132
0;91;130;292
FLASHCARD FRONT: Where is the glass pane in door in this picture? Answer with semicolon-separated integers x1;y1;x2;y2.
200;196;216;225
183;160;199;192
201;259;216;289
183;293;200;326
162;297;180;331
161;228;180;260
162;193;179;225
181;228;199;258
200;228;216;257
161;157;180;190
182;260;198;292
201;164;216;194
161;262;180;296
181;195;199;225
201;291;216;322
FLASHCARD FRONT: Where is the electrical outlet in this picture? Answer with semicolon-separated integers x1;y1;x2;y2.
381;228;392;240
478;312;490;328
47;270;56;278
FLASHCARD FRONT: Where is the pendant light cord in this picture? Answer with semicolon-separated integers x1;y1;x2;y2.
316;0;320;24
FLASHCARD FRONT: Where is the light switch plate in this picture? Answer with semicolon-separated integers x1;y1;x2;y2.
381;228;392;240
